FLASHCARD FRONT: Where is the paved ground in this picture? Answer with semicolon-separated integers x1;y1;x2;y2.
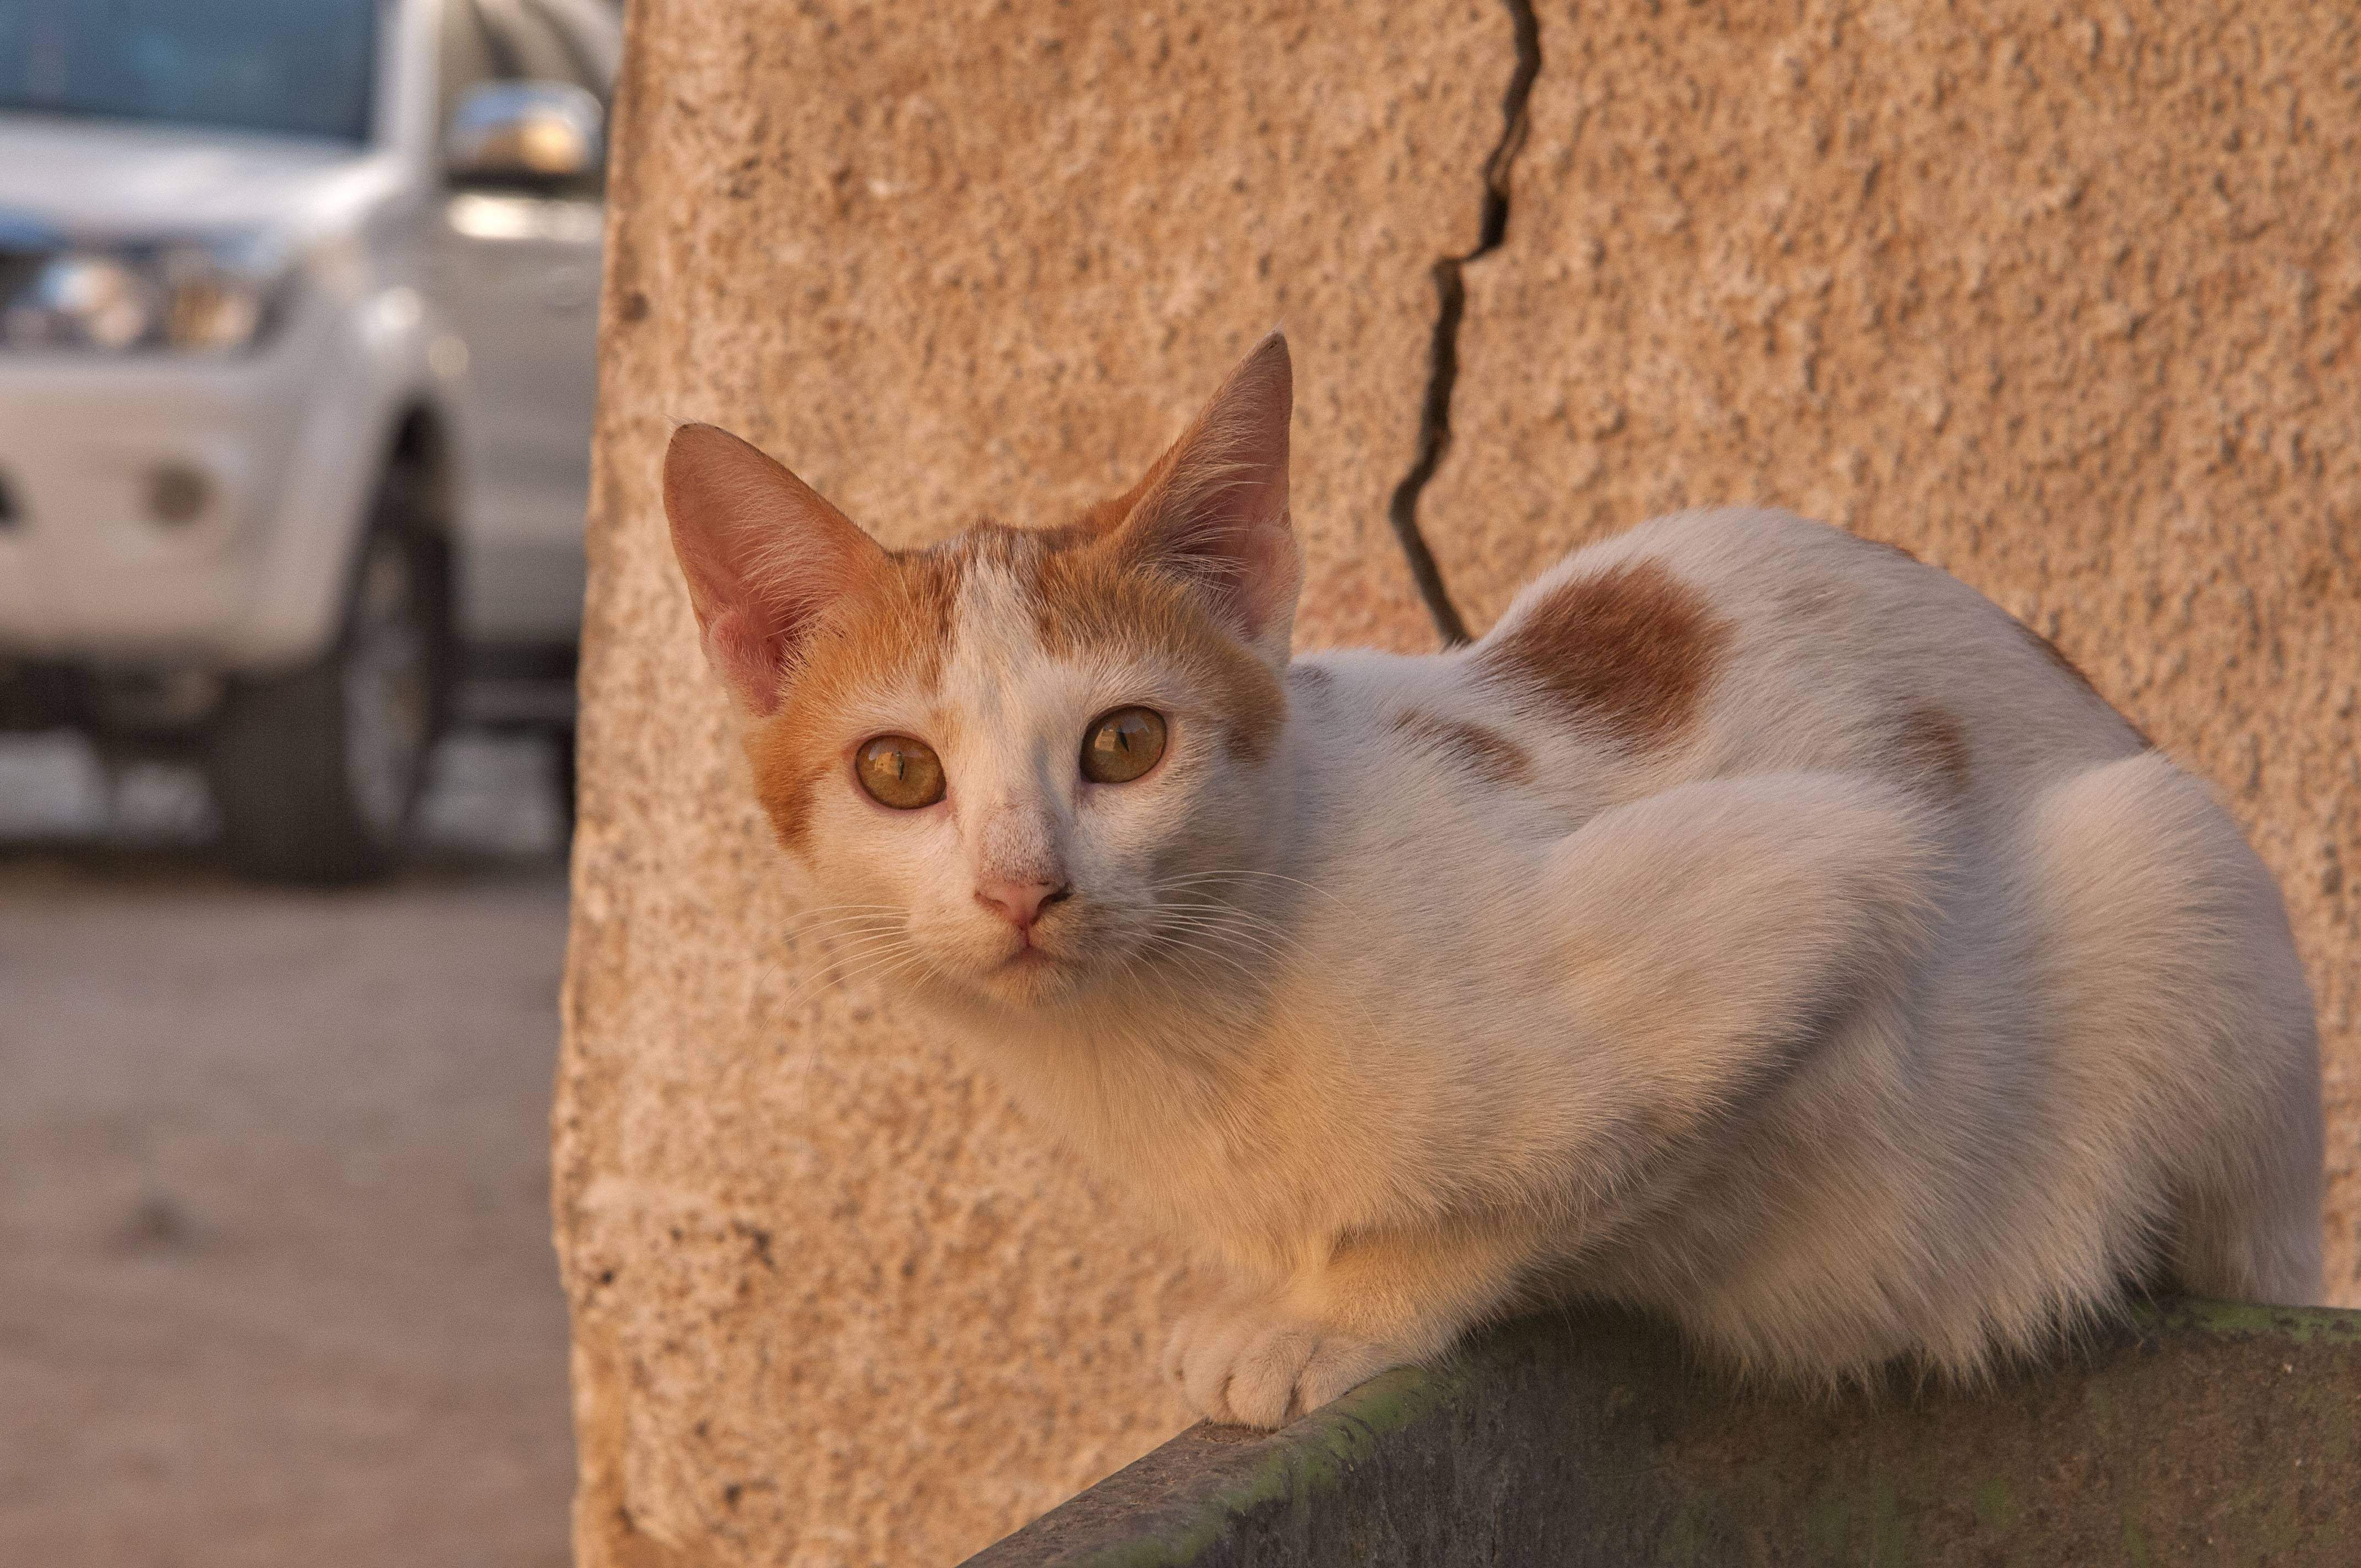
0;733;576;1568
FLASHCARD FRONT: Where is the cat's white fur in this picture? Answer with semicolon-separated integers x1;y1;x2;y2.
663;335;2323;1429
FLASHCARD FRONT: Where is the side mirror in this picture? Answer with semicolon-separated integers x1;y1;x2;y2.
443;81;605;190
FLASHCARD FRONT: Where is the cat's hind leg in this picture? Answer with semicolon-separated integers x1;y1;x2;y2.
1535;770;1945;1157
2022;750;2323;1306
1168;772;1950;1424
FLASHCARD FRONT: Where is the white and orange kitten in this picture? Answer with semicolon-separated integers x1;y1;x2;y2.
660;333;2321;1428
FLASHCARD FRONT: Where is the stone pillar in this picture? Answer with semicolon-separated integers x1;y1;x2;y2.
556;3;1520;1563
557;3;2358;1564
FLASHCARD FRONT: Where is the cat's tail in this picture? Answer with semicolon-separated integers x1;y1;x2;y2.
2023;749;2323;1306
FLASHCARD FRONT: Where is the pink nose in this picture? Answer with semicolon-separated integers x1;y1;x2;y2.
975;878;1070;932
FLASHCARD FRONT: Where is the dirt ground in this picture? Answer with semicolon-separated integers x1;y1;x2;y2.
0;734;576;1568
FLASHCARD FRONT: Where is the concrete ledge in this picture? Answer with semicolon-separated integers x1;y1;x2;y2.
962;1302;2361;1566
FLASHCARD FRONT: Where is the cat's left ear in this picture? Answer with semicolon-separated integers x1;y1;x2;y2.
1111;330;1302;666
662;423;888;717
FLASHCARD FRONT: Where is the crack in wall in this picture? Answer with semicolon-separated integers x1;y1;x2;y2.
1385;0;1542;648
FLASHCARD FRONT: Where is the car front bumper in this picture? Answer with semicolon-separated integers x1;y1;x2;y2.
0;295;399;673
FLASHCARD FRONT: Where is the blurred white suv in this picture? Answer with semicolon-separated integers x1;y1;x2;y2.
0;0;616;880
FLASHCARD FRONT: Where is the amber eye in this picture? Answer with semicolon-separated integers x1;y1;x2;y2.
1080;707;1168;785
855;736;946;809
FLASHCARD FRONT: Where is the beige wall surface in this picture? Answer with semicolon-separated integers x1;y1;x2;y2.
557;2;2360;1564
1419;0;2359;1287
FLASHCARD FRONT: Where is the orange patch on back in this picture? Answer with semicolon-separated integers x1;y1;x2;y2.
1891;704;1972;799
1478;560;1733;752
1392;710;1533;788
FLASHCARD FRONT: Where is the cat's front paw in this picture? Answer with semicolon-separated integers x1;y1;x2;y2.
1162;1306;1408;1428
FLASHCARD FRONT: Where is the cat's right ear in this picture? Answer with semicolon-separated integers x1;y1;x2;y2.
1108;330;1302;666
662;423;887;717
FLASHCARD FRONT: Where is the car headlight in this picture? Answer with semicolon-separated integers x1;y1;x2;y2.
1;232;293;355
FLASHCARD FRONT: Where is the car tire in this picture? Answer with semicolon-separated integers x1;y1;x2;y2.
554;720;578;835
206;470;454;885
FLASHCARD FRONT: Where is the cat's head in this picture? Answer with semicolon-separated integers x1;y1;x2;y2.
662;333;1302;1009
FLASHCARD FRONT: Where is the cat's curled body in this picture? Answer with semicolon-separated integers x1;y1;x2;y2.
662;333;2322;1429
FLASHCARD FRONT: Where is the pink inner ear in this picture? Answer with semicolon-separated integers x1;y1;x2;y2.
662;423;886;716
700;607;788;718
1117;332;1300;650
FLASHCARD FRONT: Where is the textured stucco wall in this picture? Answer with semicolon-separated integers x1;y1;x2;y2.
1418;0;2359;1285
556;3;2360;1565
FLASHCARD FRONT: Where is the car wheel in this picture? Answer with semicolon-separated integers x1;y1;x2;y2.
206;473;453;884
